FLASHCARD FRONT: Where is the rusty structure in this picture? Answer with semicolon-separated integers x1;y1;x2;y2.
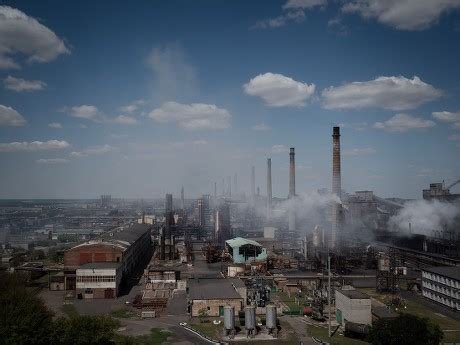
267;158;272;220
331;127;342;249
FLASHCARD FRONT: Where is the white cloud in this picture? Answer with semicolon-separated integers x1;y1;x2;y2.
70;144;114;157
119;99;145;114
244;72;315;107
322;76;441;110
342;0;460;31
48;122;62;129
271;144;290;153
252;123;271;131
338;122;368;131
373;113;435;132
0;6;69;69
448;134;460;141
283;0;327;9
67;105;100;121
432;111;460;123
0;140;70;152
149;102;231;130
36;158;69;164
4;75;46;91
252;9;305;29
0;104;26;126
146;44;197;100
343;147;376;156
113;115;138;125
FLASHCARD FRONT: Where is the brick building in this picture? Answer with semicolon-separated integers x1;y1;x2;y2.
64;223;152;298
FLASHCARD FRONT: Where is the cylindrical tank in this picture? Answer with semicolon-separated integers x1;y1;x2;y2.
245;306;256;330
224;306;235;330
266;305;277;329
312;225;321;247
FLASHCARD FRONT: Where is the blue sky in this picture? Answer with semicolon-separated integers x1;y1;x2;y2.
0;0;460;199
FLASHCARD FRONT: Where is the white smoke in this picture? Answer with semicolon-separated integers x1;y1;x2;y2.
389;199;460;236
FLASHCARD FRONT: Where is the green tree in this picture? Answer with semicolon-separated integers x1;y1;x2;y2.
368;313;443;345
0;272;54;345
52;314;120;345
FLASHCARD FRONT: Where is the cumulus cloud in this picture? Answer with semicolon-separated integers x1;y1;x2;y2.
432;110;460;130
373;113;435;132
4;75;46;91
70;144;114;157
252;123;271;131
149;102;231;130
342;0;460;31
67;105;100;121
48;122;62;129
119;99;145;114
0;6;69;69
113;115;138;125
146;43;197;101
343;147;376;156
0;140;70;152
322;76;441;110
36;158;69;164
338;122;368;131
244;72;315;107
389;199;460;235
0;104;26;126
271;144;290;153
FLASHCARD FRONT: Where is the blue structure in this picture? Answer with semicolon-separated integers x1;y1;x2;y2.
225;237;267;264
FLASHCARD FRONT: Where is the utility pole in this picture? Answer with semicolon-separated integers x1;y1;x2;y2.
328;254;331;338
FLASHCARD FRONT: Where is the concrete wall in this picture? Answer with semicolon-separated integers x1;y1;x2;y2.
191;298;243;317
335;291;371;326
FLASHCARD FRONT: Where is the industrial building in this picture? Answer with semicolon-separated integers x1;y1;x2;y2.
187;278;246;316
335;289;372;327
225;237;267;264
422;266;460;311
76;262;121;299
64;223;152;297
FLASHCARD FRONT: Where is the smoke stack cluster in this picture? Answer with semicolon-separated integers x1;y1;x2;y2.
267;158;272;220
288;147;296;231
331;126;342;249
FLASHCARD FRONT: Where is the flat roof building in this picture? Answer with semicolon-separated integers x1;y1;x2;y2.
422;266;460;311
335;289;372;327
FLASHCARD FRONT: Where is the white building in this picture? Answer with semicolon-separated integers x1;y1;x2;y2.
422;266;460;311
76;262;122;299
335;289;372;326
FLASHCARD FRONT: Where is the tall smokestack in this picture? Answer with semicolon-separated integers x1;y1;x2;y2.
227;176;232;197
251;166;255;203
331;126;342;249
233;173;238;196
267;158;272;220
288;148;296;231
214;182;217;199
289;148;295;198
180;186;185;210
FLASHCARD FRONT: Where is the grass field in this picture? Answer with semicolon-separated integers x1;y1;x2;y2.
307;325;369;345
358;288;460;342
110;307;138;319
115;328;172;345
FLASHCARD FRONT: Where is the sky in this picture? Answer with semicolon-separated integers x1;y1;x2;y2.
0;0;460;199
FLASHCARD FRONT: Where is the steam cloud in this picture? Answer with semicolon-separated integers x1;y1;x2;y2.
389;199;460;236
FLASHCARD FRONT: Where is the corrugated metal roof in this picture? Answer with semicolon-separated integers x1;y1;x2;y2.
423;266;460;281
225;237;262;248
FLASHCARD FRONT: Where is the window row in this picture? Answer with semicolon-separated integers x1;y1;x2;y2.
77;275;116;282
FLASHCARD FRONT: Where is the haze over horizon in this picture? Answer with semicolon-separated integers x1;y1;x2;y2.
1;0;460;199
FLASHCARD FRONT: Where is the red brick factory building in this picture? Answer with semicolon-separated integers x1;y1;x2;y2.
63;223;152;299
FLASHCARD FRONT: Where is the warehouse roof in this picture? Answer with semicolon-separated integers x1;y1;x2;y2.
105;223;151;244
188;278;243;300
423;266;460;281
337;289;369;299
226;237;262;248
